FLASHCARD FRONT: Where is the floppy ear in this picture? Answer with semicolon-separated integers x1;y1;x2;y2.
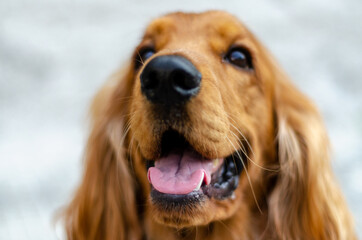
63;67;142;240
268;66;356;239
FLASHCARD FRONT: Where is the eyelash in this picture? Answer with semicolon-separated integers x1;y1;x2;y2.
135;47;155;70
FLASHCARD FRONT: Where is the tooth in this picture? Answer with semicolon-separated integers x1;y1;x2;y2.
213;159;219;167
231;193;236;200
194;172;204;191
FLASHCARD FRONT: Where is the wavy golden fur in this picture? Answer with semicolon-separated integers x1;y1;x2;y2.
63;11;356;239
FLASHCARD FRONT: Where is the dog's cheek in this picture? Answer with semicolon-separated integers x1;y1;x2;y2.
131;149;150;191
129;80;161;159
186;79;233;158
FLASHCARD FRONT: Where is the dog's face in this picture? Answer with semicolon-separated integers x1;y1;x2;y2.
64;10;356;240
127;11;277;228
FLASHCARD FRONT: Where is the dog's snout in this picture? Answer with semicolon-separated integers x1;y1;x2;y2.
140;55;201;104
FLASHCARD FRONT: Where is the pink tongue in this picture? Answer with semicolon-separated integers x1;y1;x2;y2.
148;149;222;195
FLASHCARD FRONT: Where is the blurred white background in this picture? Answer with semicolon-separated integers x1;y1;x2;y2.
1;0;361;239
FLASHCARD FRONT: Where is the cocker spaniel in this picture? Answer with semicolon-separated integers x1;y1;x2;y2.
64;11;356;240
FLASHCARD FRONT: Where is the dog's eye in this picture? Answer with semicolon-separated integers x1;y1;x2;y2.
135;47;155;69
224;47;253;70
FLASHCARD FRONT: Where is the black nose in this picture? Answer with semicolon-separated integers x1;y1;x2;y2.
140;55;201;104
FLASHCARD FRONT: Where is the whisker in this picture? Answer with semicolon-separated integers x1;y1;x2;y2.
113;118;133;194
124;113;139;173
114;95;136;104
225;114;279;172
226;114;256;158
226;136;263;214
231;153;239;180
136;50;145;67
216;219;238;239
118;108;142;120
195;226;198;240
229;130;278;172
128;133;136;173
212;142;219;160
121;121;132;145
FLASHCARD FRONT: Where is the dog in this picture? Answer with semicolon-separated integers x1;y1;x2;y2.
63;11;356;239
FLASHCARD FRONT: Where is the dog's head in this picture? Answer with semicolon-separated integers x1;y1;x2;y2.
65;11;355;240
129;11;276;228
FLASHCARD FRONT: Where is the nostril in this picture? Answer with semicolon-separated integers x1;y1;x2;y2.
171;70;200;91
172;70;190;90
142;71;159;90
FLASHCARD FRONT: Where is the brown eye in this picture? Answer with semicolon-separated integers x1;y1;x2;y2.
135;47;155;69
224;47;253;70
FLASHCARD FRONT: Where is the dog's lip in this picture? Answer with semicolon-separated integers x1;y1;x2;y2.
146;150;244;201
147;148;224;195
202;153;242;199
144;129;244;201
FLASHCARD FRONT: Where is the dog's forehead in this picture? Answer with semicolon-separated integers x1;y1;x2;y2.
144;11;249;48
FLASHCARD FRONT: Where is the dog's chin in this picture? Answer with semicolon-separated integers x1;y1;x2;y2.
143;129;246;228
149;190;209;228
149;187;242;228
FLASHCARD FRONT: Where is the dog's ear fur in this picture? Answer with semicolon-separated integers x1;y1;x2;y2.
63;67;141;240
268;63;356;239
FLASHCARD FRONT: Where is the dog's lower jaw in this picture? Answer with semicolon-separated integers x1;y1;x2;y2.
144;203;261;240
143;189;252;240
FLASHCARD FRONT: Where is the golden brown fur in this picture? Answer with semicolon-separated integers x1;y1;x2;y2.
63;11;356;239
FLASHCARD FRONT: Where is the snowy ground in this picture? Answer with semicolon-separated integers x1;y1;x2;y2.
1;0;361;239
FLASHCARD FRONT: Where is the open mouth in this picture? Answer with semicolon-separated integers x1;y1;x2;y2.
146;130;245;204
